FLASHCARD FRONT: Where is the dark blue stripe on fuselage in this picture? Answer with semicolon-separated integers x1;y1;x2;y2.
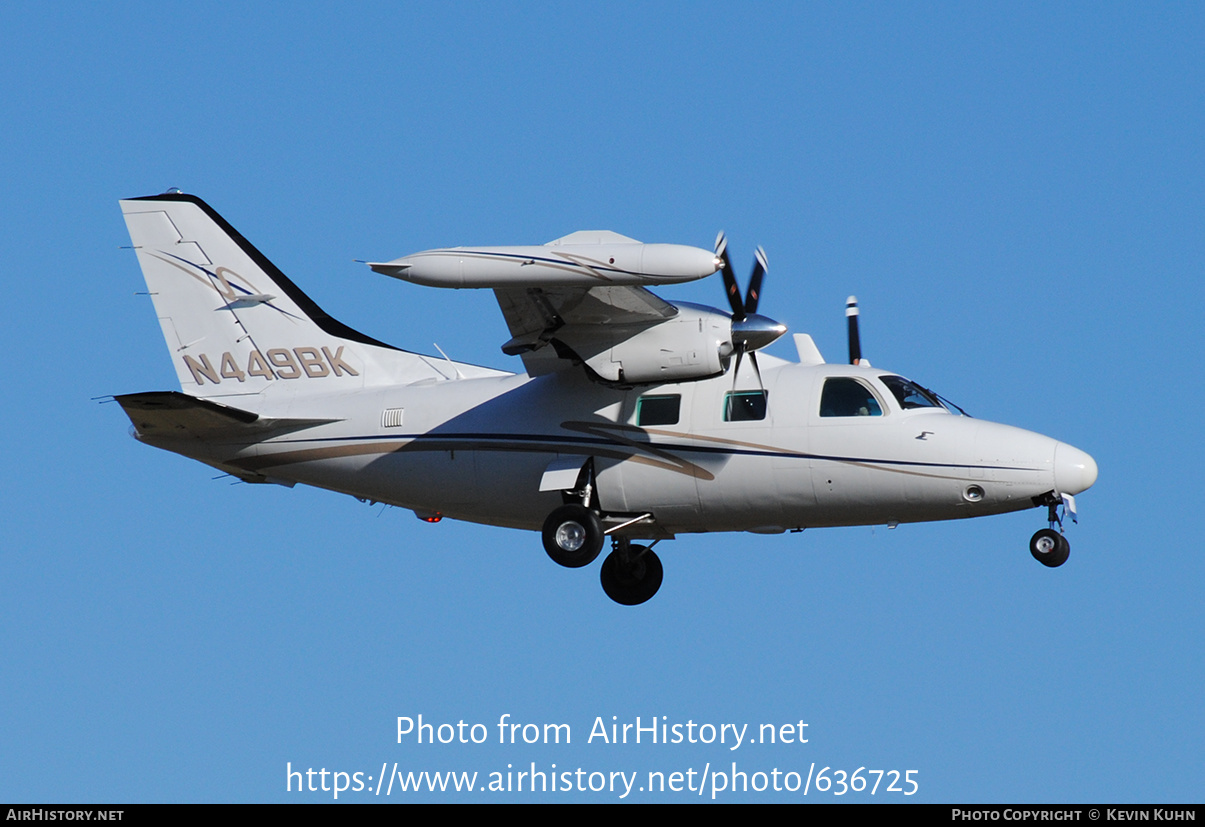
260;430;1035;473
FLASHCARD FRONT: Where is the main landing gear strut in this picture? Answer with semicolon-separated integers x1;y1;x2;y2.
542;506;665;605
1029;493;1074;568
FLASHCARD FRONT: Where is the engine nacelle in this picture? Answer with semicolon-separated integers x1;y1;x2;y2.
557;303;733;384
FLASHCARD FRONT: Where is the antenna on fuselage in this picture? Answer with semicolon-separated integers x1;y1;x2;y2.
432;342;465;379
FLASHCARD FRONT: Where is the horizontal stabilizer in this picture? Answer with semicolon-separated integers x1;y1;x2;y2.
116;391;336;441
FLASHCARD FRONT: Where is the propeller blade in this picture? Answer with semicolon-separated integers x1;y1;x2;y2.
714;231;744;319
846;295;862;365
744;246;767;315
730;350;765;392
719;249;744;319
717;237;786;383
714;230;728;258
749;351;764;390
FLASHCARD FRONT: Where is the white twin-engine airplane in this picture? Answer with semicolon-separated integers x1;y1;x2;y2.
115;193;1097;605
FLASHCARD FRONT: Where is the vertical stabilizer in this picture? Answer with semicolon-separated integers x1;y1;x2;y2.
120;193;447;401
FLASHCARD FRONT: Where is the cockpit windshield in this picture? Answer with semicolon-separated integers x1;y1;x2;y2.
880;375;966;415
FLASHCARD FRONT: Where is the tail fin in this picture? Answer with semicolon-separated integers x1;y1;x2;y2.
120;193;444;400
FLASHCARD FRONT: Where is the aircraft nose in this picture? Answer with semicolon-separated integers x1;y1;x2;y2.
1054;442;1098;495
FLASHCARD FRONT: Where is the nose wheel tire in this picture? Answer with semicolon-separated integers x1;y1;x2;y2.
542;505;604;568
1030;528;1070;568
600;544;663;605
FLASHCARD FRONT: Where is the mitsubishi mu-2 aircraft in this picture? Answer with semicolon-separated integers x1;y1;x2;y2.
113;193;1098;605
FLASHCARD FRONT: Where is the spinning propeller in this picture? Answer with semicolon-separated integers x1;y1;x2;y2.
714;231;787;388
846;295;864;365
844;295;873;366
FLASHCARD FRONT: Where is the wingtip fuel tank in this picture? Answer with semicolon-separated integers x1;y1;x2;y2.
369;232;722;288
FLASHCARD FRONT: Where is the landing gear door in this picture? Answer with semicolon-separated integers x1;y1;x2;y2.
539;455;589;493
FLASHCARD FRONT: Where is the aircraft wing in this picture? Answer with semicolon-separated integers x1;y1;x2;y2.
494;284;679;376
370;231;727;381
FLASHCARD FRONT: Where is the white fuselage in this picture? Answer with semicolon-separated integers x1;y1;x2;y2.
114;193;1099;604
138;359;1095;538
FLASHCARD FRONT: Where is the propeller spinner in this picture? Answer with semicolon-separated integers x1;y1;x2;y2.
714;232;787;387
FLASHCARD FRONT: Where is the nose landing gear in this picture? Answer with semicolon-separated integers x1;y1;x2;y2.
1030;527;1070;567
1029;492;1075;568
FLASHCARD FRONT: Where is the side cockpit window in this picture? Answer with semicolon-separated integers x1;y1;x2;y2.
724;390;768;422
636;394;681;426
880;375;943;410
820;378;882;417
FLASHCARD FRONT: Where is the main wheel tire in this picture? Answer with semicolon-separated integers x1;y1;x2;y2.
1030;528;1070;568
600;545;663;605
542;505;604;568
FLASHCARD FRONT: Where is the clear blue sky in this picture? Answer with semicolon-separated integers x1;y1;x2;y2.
2;2;1201;803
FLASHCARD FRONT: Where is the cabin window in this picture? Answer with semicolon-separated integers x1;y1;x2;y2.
636;394;680;426
820;378;883;417
724;390;768;422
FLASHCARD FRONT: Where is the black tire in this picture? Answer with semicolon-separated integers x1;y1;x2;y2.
542;505;604;568
1030;528;1070;568
600;545;663;605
